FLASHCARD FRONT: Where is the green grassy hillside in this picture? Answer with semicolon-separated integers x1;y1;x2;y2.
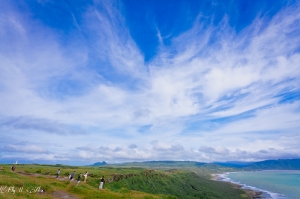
106;169;246;199
0;164;248;199
105;161;238;179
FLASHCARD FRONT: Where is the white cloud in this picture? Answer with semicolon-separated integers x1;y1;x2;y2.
2;144;48;153
0;1;299;163
212;102;300;135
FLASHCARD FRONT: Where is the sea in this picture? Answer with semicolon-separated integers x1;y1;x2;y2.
217;170;300;199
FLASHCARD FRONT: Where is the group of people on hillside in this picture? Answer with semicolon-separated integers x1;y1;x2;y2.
56;169;105;189
67;170;89;185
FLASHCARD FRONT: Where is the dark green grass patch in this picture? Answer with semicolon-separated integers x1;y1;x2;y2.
106;170;246;199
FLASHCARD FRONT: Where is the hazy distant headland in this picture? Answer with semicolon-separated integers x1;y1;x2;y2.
99;159;300;170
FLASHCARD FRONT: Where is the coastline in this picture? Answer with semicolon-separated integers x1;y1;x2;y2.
211;173;265;199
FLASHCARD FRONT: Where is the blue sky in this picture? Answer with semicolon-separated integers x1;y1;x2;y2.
0;0;300;165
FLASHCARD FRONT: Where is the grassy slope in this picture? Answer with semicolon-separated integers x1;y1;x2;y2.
0;165;161;199
0;164;248;199
107;161;239;179
106;169;247;199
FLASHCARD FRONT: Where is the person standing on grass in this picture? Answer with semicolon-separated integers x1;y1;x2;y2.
83;171;88;182
99;176;105;189
70;171;76;181
56;169;60;178
77;173;82;185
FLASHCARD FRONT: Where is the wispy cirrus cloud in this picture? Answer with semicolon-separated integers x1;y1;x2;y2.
1;144;49;154
0;0;299;163
0;116;88;135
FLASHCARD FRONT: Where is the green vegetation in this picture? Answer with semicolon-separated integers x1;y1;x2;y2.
106;161;239;179
106;169;246;199
0;163;249;199
111;159;300;172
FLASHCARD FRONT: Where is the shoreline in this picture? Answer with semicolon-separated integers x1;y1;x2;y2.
211;173;265;199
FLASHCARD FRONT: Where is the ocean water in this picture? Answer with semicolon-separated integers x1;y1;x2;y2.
219;170;300;199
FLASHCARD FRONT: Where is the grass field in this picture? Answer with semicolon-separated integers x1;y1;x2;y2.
0;164;248;199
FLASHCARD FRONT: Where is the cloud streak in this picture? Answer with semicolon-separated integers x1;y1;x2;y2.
0;0;299;163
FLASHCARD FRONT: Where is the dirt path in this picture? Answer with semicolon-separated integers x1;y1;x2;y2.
17;172;70;181
16;172;80;198
51;191;78;199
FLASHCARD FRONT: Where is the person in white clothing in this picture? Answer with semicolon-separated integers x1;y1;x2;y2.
84;171;88;182
99;176;105;189
56;169;60;178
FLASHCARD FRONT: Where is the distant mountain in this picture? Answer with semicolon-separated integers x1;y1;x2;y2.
111;161;207;168
244;159;300;170
91;161;107;166
214;161;255;168
91;159;300;170
213;159;300;170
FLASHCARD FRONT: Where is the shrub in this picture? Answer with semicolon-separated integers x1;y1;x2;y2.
144;196;155;199
119;187;130;193
162;196;178;199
